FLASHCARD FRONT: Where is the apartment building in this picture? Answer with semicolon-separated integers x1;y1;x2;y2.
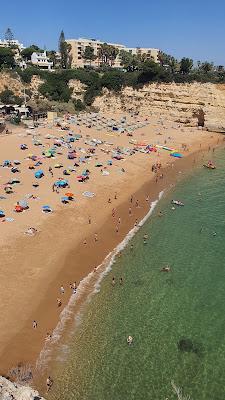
66;38;160;68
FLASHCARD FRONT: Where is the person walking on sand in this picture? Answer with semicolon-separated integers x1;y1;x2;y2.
32;320;37;329
52;183;55;193
130;195;133;204
114;192;117;200
112;208;116;217
46;376;53;393
135;200;139;208
94;233;98;242
120;277;123;285
57;298;62;307
83;238;87;245
129;207;132;216
88;216;91;224
112;277;116;286
60;285;65;294
49;166;53;177
116;225;119;233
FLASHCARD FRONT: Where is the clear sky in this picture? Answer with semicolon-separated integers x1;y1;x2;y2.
1;0;225;65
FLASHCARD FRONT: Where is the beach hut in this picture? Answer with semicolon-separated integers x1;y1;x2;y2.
35;170;44;179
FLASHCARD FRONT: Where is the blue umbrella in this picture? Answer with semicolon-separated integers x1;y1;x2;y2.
35;170;44;179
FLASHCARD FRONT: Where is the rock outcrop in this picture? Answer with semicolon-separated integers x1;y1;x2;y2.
93;82;225;132
0;377;45;400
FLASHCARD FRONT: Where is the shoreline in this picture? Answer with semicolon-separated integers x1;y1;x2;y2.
0;127;222;383
34;138;223;394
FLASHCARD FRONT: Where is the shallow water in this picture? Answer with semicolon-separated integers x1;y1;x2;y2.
48;149;225;400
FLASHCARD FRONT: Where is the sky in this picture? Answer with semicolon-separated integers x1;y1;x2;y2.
1;0;225;65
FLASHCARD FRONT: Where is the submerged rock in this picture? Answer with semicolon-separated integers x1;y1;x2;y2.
177;337;203;356
0;376;45;400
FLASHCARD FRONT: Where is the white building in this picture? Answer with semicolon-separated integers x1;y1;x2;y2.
31;51;53;70
0;39;25;51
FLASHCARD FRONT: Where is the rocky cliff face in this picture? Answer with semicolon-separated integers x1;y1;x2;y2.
0;376;45;400
93;82;225;132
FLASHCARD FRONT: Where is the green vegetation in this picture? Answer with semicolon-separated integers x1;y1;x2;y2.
0;48;15;69
58;30;71;69
0;89;23;105
83;46;97;66
21;45;43;61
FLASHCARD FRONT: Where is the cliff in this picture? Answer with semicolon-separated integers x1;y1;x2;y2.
0;376;45;400
93;82;225;132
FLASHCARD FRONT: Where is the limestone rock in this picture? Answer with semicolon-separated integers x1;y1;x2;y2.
0;376;45;400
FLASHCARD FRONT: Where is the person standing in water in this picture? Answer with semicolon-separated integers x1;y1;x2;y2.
46;376;53;392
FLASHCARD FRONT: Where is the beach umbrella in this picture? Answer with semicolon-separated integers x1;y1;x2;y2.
3;160;11;167
15;205;23;212
61;196;69;204
170;152;183;158
0;210;5;217
14;160;21;165
54;163;63;168
63;169;71;176
65;192;74;198
20;144;28;150
42;205;52;213
19;199;29;209
35;170;44;179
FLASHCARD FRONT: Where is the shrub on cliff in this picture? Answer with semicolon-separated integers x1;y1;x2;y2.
101;71;125;92
39;73;73;102
0;89;23;105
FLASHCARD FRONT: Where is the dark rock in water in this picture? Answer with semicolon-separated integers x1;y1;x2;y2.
178;338;204;357
178;338;194;352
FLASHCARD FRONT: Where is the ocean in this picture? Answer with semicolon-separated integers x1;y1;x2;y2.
47;148;225;400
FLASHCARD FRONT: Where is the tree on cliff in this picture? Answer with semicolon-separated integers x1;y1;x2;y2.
58;30;72;69
21;46;43;61
180;58;193;74
82;46;96;66
97;43;119;67
5;28;14;42
0;47;15;69
199;61;214;73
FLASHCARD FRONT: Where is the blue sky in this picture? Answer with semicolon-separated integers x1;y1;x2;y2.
1;0;225;64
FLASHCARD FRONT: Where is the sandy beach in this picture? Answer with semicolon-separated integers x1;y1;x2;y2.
0;113;221;377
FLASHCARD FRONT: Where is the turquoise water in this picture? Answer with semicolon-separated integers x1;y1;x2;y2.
48;149;225;400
